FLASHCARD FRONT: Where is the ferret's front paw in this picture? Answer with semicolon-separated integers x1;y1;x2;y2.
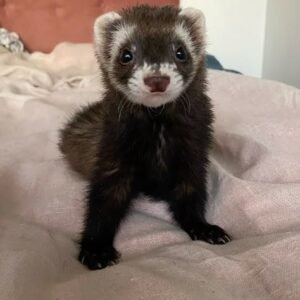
188;223;231;245
78;244;120;270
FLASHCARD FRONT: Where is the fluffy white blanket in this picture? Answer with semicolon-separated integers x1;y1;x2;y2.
0;43;299;300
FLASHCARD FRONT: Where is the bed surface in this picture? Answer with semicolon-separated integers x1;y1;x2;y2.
0;43;300;299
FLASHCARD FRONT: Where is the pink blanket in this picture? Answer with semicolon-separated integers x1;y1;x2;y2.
0;43;299;300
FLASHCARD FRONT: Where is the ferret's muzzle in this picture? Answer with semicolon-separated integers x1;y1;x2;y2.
144;75;170;93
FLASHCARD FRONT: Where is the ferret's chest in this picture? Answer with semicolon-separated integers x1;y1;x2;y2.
132;121;173;193
153;123;168;169
119;114;185;173
131;119;176;176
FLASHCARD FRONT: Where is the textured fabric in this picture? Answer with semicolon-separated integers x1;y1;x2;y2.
0;0;178;53
0;27;24;52
0;43;300;300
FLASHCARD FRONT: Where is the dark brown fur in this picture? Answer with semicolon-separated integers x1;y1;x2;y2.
59;5;231;270
60;103;104;179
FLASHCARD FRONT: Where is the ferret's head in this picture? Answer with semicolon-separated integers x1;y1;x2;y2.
94;5;206;108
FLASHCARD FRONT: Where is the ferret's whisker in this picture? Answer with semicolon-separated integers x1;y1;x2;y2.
118;97;127;121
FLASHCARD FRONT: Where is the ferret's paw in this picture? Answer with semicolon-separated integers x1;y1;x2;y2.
188;223;231;245
78;245;120;270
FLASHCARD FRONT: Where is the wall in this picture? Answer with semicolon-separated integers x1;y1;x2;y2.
181;0;268;77
263;0;300;88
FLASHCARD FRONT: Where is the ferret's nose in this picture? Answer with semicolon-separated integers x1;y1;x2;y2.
144;76;170;93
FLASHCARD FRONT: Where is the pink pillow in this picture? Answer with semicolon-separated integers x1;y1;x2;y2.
0;0;178;53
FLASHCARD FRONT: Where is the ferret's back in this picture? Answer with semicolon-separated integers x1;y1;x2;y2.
59;102;104;179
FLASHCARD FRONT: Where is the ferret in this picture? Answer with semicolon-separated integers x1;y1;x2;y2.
59;5;231;270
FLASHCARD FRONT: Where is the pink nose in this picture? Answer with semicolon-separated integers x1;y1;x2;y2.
144;76;170;93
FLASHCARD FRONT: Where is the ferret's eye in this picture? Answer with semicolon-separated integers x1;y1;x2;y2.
119;49;133;65
175;47;186;61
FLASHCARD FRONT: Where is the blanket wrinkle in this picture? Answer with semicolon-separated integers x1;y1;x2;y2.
0;43;300;300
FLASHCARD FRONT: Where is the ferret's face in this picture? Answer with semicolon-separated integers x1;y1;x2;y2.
94;6;206;108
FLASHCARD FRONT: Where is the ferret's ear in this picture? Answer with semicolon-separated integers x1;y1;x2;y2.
93;12;122;56
179;7;206;35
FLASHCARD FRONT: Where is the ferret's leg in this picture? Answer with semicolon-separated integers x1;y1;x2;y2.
79;172;133;270
168;181;231;244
